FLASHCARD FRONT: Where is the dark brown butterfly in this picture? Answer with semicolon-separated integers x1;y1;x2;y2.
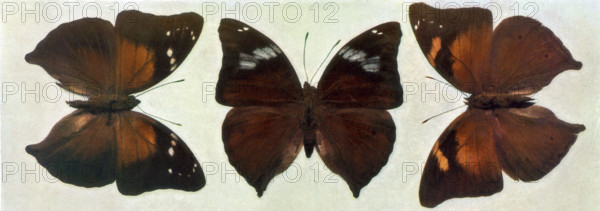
216;19;403;197
409;3;585;207
25;10;205;195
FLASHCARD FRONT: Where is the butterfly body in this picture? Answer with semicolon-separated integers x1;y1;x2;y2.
67;95;141;113
466;93;534;109
217;19;402;197
300;82;319;157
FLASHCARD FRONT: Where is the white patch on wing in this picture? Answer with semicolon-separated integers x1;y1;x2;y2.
239;52;258;70
252;47;277;60
361;56;381;72
170;64;177;71
167;48;173;57
170;133;178;139
238;46;280;70
239;60;257;69
168;168;173;174
170;57;176;65
342;48;367;62
168;147;175;157
171;140;177;146
166;30;171;36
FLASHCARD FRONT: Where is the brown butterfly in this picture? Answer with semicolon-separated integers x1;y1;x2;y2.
409;3;585;207
216;19;403;197
25;10;205;195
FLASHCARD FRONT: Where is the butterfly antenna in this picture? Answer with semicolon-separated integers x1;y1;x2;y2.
303;32;309;82
422;104;467;124
135;79;185;98
426;76;467;96
309;39;341;84
136;106;182;126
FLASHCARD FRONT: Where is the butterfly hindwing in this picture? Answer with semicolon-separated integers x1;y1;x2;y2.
315;107;396;197
489;17;582;94
25;18;116;96
419;109;503;208
114;10;203;94
26;110;205;195
115;111;205;195
317;22;403;109
216;19;303;107
221;106;303;196
409;3;492;94
492;106;585;181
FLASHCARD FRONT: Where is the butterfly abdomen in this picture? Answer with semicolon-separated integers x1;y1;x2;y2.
67;95;140;113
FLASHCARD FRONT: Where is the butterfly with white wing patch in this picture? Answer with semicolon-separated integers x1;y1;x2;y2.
217;19;403;197
25;10;206;195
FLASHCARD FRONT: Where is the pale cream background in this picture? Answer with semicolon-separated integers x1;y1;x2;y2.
1;0;598;210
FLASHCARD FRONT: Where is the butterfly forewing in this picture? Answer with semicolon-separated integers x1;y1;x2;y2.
216;19;303;107
114;11;203;94
317;22;403;109
25;18;117;96
489;17;582;94
409;3;493;94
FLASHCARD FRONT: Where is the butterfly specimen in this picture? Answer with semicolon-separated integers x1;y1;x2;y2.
216;19;403;197
409;3;585;207
25;10;205;195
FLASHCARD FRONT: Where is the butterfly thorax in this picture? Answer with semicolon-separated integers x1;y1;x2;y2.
301;82;318;157
466;93;534;110
67;95;140;113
